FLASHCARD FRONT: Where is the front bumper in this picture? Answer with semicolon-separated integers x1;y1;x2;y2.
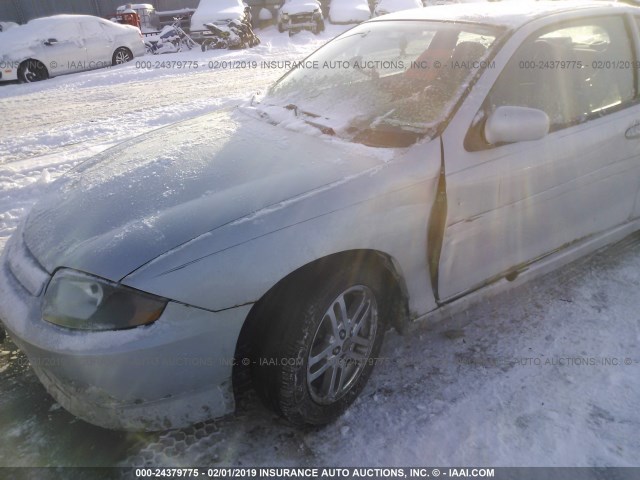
0;240;251;431
282;14;320;30
0;60;19;82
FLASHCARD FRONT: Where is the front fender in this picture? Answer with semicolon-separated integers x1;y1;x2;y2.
122;141;442;319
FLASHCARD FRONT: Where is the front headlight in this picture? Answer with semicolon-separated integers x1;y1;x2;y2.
42;269;168;331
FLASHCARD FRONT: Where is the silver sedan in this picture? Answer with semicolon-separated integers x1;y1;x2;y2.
1;1;640;430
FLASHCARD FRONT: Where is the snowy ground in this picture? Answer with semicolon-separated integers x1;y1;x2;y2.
0;24;639;469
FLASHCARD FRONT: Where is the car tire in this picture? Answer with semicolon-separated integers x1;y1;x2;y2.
18;60;48;83
252;264;388;426
277;22;285;33
112;47;133;66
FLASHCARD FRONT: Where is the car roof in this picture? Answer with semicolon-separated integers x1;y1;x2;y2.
371;1;634;29
28;14;104;24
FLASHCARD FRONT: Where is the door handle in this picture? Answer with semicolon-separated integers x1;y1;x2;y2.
625;122;640;139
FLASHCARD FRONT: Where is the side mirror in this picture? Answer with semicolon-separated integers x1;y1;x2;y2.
484;106;549;145
44;38;58;46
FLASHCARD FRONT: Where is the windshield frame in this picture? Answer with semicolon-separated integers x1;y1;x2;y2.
262;18;510;147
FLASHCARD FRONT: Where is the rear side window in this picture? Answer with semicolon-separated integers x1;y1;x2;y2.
467;15;636;150
81;20;104;38
49;23;82;43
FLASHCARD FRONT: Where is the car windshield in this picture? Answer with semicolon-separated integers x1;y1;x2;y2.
260;20;501;147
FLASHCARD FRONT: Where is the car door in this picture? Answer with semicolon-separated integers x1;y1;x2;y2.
80;20;114;67
437;13;640;302
41;22;87;76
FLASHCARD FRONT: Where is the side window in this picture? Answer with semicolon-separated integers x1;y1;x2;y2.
466;16;636;150
49;23;82;43
81;20;105;38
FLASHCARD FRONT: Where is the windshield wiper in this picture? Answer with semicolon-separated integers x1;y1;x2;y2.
348;123;432;148
304;119;335;136
285;104;335;136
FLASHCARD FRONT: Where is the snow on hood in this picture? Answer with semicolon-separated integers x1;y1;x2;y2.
22;109;387;282
190;0;245;30
329;0;371;23
281;0;322;16
376;0;423;13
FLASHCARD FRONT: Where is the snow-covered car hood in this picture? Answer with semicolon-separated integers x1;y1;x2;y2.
191;5;245;29
22;108;386;283
281;1;321;16
329;1;370;23
375;0;423;15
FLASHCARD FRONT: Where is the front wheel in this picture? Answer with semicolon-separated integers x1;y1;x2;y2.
112;47;133;65
253;265;387;425
18;60;48;83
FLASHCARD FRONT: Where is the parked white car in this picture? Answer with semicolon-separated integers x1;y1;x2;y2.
329;0;371;24
374;0;423;16
277;0;325;34
190;0;250;33
0;15;145;83
2;1;640;431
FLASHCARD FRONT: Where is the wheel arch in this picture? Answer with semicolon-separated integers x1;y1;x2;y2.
112;46;133;64
18;58;49;80
231;248;409;395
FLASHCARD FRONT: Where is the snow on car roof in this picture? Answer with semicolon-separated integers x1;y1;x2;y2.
372;1;628;29
116;3;154;10
27;14;106;24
